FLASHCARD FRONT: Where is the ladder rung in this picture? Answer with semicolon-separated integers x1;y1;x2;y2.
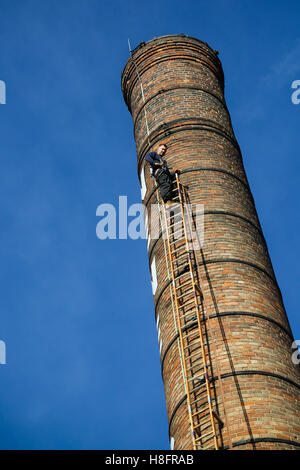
189;385;208;397
197;435;216;446
183;301;204;314
170;251;188;263
189;378;215;394
172;262;190;273
170;233;189;243
186;364;206;376
176;286;195;299
186;360;205;373
182;327;207;342
180;295;201;307
178;312;199;324
186;374;205;383
184;344;209;358
186;359;205;373
189;387;212;400
176;269;194;280
178;297;197;309
182;324;208;339
176;288;195;301
171;251;190;262
172;259;190;270
171;244;190;255
193;419;213;432
168;230;183;241
179;311;197;323
189;383;206;395
167;231;184;242
171;260;190;272
185;345;205;357
186;354;206;371
194;430;216;442
168;219;184;229
177;291;195;303
172;266;191;277
179;306;201;317
182;327;198;338
183;336;201;348
180;302;197;314
179;298;199;310
171;245;188;258
197;423;215;435
184;348;203;361
202;444;216;450
194;442;216;450
169;224;186;233
184;346;203;359
189;394;211;407
170;238;188;249
184;342;202;360
169;237;186;246
194;443;206;450
187;364;209;378
182;324;201;336
180;303;202;315
175;279;193;291
165;202;181;210
168;222;187;232
191;404;210;418
193;417;213;431
179;314;197;325
182;326;206;339
179;290;197;302
191;400;208;416
178;305;197;316
183;341;203;354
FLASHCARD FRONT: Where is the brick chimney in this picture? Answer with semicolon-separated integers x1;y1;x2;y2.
121;34;300;450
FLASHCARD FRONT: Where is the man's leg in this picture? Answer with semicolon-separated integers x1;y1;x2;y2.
156;171;173;203
169;172;178;200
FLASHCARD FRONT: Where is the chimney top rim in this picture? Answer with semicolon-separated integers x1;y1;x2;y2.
130;34;211;55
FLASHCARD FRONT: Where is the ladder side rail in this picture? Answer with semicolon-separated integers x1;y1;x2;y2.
152;180;189;449
161;203;200;449
180;180;233;450
175;173;219;450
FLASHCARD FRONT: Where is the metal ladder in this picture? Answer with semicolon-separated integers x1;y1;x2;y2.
161;173;224;450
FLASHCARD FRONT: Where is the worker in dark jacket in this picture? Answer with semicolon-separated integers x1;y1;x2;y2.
145;144;178;205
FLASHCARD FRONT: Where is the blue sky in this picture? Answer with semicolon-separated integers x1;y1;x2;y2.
0;0;299;450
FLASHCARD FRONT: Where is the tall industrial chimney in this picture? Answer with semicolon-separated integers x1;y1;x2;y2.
121;34;300;450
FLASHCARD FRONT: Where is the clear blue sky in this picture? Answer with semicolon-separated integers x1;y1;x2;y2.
0;0;299;450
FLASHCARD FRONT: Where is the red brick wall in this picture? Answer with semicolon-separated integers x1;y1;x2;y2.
121;35;300;450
